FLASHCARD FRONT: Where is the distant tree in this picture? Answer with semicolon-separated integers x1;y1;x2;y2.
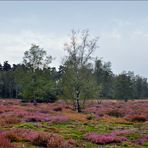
113;71;133;102
23;44;52;71
94;59;113;98
16;44;56;103
132;75;148;99
15;67;56;102
0;63;3;71
60;30;99;112
3;61;11;71
0;62;17;98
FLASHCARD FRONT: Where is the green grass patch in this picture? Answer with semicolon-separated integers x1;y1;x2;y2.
47;121;112;140
14;122;44;131
126;133;141;140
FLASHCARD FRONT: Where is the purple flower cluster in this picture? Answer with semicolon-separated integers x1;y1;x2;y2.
25;113;49;122
84;133;127;144
135;134;148;145
24;114;70;124
84;100;148;121
111;129;135;136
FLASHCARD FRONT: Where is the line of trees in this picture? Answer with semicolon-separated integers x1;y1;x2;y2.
0;30;148;112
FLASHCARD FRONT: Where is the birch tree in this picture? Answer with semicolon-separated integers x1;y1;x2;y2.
61;30;99;112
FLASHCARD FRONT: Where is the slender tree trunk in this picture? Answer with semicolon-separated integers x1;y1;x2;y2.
76;98;81;113
33;99;37;106
75;90;81;113
32;71;37;106
82;97;86;108
15;86;18;98
9;87;11;98
124;98;128;102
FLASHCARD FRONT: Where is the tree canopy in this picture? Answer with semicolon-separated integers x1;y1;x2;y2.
0;30;148;107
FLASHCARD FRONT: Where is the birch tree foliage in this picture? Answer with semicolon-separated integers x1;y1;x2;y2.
61;30;99;112
23;44;53;70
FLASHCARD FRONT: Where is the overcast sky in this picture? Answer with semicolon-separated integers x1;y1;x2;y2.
0;1;148;77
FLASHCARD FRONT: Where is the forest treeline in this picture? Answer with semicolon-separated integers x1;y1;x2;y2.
0;30;148;111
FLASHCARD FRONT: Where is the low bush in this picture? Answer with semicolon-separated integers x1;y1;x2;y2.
3;129;38;142
135;134;148;145
47;134;65;148
49;116;69;124
86;114;96;120
32;132;49;147
47;134;74;148
84;133;127;144
4;131;22;142
0;134;15;148
53;107;62;112
0;115;21;125
107;110;124;118
32;133;74;148
25;114;48;122
127;115;146;122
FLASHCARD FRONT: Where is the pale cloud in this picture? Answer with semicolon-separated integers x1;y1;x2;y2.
0;30;67;67
101;30;121;39
0;17;148;76
97;19;148;77
112;19;133;28
144;33;148;37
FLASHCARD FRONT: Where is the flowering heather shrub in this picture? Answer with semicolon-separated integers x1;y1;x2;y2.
4;129;38;142
4;128;74;148
25;115;44;122
84;100;148;120
25;113;70;123
63;112;87;122
15;110;30;118
4;131;22;142
143;134;148;139
38;102;64;111
135;134;148;145
65;139;76;147
64;105;73;110
107;109;124;118
0;99;147;147
101;116;129;124
0;109;4;114
48;115;70;124
0;134;15;148
0;115;21;125
84;133;127;144
0;106;12;113
47;134;65;148
111;130;135;136
86;114;96;120
47;134;73;148
25;113;49;122
32;133;74;148
0;99;20;106
39;110;50;114
128;115;146;122
53;106;63;112
32;132;49;147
